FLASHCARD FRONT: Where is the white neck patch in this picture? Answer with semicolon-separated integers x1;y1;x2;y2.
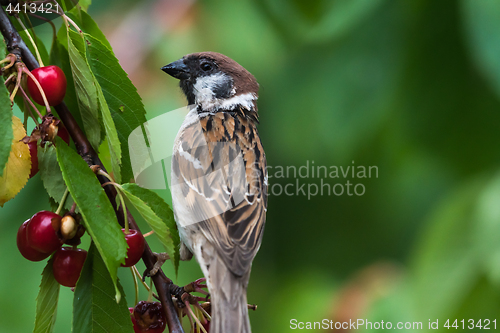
193;73;257;111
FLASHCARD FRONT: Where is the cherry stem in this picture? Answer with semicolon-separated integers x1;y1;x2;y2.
20;11;38;48
22;66;51;114
143;230;155;237
130;267;139;306
100;183;129;234
15;16;44;67
63;15;82;35
4;73;15;86
19;84;43;120
9;64;23;103
118;190;128;233
45;1;83;36
195;303;211;320
147;278;153;302
0;54;15;69
97;170;131;233
186;305;208;333
132;266;159;299
22;100;30;128
69;202;77;214
97;169;114;182
55;187;70;216
27;12;56;43
183;303;195;333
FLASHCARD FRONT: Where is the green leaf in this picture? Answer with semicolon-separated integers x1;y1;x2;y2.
59;0;72;12
60;0;81;12
50;25;84;131
73;244;132;333
84;33;147;183
0;46;12;176
471;172;500;285
79;0;92;12
95;80;122;183
254;0;384;44
56;137;127;299
39;145;75;211
71;10;112;50
410;176;487;319
33;258;60;333
121;183;179;274
462;0;500;98
67;30;101;150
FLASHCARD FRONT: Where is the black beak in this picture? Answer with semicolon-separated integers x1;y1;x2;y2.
161;59;190;80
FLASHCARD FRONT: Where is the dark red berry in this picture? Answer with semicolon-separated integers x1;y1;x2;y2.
17;220;50;261
132;301;166;333
26;211;63;254
57;125;70;144
121;229;145;267
27;65;67;106
129;308;141;333
52;247;87;287
28;141;38;178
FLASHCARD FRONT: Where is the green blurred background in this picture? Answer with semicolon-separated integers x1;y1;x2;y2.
2;0;500;331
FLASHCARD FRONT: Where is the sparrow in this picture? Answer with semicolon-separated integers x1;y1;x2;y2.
162;52;267;333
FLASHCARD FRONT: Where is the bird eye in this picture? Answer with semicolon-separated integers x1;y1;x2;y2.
200;62;213;71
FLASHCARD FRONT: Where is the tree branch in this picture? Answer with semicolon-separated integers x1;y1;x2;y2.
0;7;184;333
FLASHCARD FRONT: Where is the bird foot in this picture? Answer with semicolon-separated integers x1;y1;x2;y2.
184;278;209;296
144;252;170;279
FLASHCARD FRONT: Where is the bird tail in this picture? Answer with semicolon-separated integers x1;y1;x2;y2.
208;255;251;333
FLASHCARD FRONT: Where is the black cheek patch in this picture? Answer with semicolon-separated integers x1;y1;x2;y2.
213;78;233;99
180;80;195;104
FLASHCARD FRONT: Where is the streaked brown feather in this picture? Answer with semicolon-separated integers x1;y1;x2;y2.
173;106;267;277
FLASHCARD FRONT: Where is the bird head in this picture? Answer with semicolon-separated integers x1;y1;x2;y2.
162;52;259;112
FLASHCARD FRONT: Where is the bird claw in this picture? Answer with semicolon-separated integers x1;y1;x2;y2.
143;252;170;280
184;278;209;296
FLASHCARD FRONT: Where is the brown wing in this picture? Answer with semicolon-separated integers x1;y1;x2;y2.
172;108;267;277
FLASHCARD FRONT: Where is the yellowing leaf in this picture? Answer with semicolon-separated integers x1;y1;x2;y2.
0;116;31;207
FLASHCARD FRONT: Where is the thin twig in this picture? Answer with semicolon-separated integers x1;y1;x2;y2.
18;84;42;123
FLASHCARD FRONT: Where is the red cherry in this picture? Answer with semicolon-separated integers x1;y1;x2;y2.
17;220;50;261
132;301;166;333
26;211;63;254
27;65;67;106
28;141;38;178
57;125;70;144
121;229;145;267
52;247;87;287
129;308;142;333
